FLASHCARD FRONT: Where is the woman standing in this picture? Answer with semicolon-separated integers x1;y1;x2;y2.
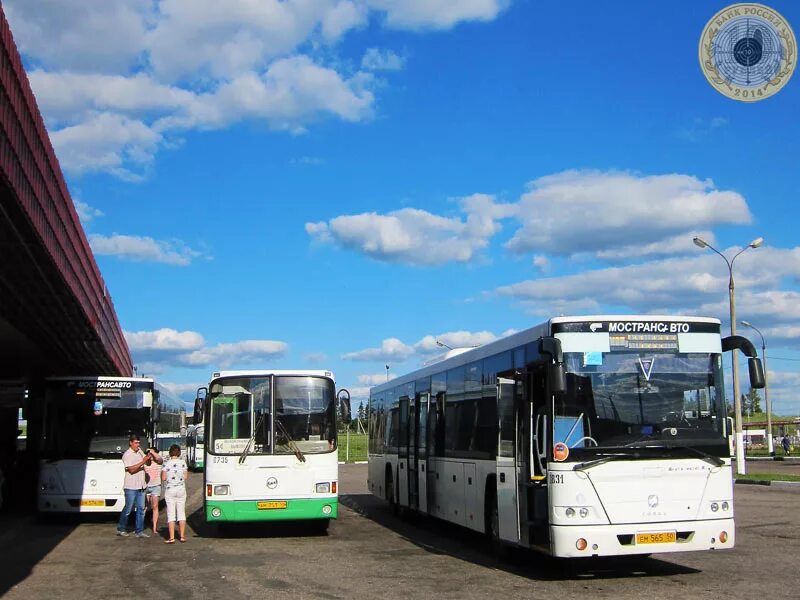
143;445;163;534
162;444;189;543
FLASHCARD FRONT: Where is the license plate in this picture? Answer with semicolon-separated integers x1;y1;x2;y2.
257;501;287;510
80;499;104;507
636;531;677;544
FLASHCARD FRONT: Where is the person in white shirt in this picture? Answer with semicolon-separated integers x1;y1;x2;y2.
162;444;189;543
117;434;160;538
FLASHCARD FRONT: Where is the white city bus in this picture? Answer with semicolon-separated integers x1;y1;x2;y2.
37;377;184;513
367;316;765;558
186;423;205;470
194;370;350;531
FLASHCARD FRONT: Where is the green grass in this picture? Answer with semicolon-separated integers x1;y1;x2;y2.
338;432;368;463
736;473;800;482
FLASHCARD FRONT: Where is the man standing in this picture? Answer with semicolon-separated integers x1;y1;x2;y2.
782;434;791;456
117;434;160;538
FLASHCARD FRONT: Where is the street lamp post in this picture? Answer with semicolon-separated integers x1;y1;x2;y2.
741;320;772;455
693;236;763;475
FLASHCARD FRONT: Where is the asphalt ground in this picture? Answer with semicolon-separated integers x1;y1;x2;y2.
1;461;798;600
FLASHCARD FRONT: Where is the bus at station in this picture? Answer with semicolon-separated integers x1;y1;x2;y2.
367;315;765;558
36;377;184;513
195;370;350;531
186;423;205;470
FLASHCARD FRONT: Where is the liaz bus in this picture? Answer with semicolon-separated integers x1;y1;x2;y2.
194;370;350;532
186;423;205;470
36;377;184;513
367;316;765;558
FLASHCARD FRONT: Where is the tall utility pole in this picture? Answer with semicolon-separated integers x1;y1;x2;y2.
693;236;763;475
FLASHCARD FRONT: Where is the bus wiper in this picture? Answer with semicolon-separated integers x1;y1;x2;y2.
274;418;306;463
239;412;265;465
572;453;626;472
677;445;724;467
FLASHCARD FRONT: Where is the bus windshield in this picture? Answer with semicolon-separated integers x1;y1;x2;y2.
43;389;151;459
555;352;727;458
208;375;336;455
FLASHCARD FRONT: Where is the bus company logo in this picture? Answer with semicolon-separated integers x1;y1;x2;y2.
699;3;796;102
648;494;659;508
266;477;278;489
608;322;689;334
73;380;133;389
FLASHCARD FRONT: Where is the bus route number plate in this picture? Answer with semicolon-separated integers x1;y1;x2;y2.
257;501;287;510
636;531;676;544
80;499;104;507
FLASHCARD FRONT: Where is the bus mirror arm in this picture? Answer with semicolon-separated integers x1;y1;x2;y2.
721;336;765;389
539;337;567;394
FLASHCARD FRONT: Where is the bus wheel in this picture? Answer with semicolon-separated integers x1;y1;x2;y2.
485;489;506;559
386;470;397;515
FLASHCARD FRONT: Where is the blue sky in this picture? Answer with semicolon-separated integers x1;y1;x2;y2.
6;1;800;414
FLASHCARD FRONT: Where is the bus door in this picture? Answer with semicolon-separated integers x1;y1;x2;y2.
495;377;519;543
526;364;550;548
414;393;429;513
398;396;410;508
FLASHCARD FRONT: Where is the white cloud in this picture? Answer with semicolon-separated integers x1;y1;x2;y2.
532;254;549;272
4;0;152;73
125;328;205;351
367;0;510;29
89;233;203;265
494;246;800;325
361;48;406;71
49;112;162;179
9;0;509;178
357;373;396;385
343;337;415;362
178;340;288;368
415;330;498;353
73;199;103;224
307;194;515;265
595;230;718;261
506;171;752;256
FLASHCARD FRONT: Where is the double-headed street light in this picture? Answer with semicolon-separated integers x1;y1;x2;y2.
693;235;763;475
741;320;772;455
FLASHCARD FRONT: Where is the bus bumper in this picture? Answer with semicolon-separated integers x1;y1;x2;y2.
550;518;735;557
206;497;338;522
38;493;123;513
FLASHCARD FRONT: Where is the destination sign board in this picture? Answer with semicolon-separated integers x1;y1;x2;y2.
551;320;720;334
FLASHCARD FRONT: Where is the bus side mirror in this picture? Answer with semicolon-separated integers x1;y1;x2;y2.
748;358;765;389
193;398;203;425
550;363;566;394
151;402;161;423
337;389;352;425
194;386;207;425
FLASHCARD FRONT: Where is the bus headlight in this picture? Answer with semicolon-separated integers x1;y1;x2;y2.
579;507;589;518
213;485;230;495
721;501;730;511
211;507;222;518
710;502;719;512
315;482;331;494
565;507;576;518
41;476;62;493
322;504;332;515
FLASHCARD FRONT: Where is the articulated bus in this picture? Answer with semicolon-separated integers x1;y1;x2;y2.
194;370;350;532
37;377;184;513
186;423;205;470
367;316;765;558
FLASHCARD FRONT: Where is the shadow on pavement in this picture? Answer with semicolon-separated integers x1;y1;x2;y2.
0;511;81;595
186;504;329;539
339;492;701;581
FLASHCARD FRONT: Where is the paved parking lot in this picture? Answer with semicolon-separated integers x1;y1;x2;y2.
1;462;798;600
